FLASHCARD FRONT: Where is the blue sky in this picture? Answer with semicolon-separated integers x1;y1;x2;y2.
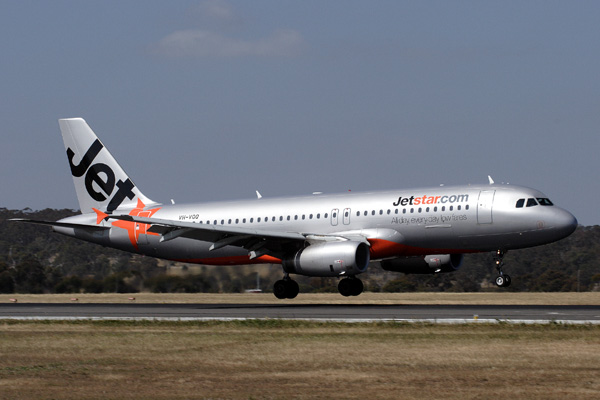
1;1;599;225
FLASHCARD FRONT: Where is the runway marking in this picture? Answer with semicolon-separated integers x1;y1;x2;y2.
2;316;600;324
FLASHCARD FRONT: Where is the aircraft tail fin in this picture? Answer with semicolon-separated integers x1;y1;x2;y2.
58;118;157;214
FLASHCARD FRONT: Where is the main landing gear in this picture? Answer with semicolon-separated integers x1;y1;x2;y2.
273;275;299;299
338;277;364;297
494;250;511;288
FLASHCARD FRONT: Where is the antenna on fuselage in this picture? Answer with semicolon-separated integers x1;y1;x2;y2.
488;175;495;185
256;190;262;199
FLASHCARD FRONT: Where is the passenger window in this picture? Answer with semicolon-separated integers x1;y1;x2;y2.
379;210;383;215
526;198;538;207
466;205;469;210
356;211;360;217
250;218;253;223
228;219;232;224
516;199;525;208
324;213;328;218
426;207;430;212
316;214;320;219
364;211;368;216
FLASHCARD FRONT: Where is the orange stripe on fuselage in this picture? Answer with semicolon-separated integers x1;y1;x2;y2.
171;240;477;266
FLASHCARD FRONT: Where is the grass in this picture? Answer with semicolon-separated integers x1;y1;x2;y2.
2;291;600;305
0;320;599;399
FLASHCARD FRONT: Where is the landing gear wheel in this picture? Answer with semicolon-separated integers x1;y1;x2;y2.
495;275;506;287
495;274;512;288
273;280;288;299
273;279;299;299
286;279;299;299
338;277;363;297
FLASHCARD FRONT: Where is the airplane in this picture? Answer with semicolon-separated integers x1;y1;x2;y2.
13;118;578;298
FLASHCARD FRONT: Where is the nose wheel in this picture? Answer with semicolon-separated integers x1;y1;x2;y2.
494;250;511;287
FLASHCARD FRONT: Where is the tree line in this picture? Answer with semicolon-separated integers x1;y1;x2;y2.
1;207;599;294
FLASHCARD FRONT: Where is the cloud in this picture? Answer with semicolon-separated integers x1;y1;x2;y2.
194;0;239;24
152;29;305;58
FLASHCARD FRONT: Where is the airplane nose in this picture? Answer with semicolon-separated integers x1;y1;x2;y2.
552;209;578;238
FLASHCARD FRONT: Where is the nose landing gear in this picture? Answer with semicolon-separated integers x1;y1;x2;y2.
494;250;511;287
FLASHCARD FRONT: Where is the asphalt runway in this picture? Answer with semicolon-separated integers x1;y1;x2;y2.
1;303;600;323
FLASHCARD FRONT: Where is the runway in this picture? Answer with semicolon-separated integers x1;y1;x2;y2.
2;303;600;324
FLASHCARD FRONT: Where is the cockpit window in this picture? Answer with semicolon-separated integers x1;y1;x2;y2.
515;199;525;208
526;198;538;207
537;198;554;206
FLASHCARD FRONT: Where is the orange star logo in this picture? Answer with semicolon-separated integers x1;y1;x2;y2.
103;199;161;251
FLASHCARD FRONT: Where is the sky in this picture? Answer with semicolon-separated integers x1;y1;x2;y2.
1;1;599;225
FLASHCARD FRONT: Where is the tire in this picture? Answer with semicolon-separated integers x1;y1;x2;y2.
495;276;505;287
273;280;288;299
286;280;299;299
338;278;352;297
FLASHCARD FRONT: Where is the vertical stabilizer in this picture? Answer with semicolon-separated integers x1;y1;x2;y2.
59;118;157;214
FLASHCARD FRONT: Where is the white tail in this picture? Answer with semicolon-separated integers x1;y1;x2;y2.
59;118;156;213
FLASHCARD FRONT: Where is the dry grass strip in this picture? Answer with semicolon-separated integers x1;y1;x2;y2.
2;292;600;305
0;320;599;399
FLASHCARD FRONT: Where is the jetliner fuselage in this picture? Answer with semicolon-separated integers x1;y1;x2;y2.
14;118;578;298
54;184;576;265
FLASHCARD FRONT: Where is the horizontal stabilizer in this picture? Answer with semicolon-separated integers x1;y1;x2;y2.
10;218;110;231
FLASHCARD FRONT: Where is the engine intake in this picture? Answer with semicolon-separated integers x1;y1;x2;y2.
380;254;463;274
282;241;370;277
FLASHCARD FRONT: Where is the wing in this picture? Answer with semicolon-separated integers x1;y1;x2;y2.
107;215;313;260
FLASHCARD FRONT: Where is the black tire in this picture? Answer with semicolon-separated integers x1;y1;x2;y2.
338;278;353;297
286;280;299;299
351;278;364;296
503;275;511;287
273;280;288;299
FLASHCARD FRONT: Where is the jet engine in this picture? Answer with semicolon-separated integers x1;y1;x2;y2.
380;254;463;274
282;241;370;277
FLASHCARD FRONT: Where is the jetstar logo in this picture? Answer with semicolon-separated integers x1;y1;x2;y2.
392;194;469;207
68;139;136;213
94;199;161;250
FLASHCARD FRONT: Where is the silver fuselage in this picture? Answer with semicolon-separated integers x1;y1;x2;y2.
55;184;577;266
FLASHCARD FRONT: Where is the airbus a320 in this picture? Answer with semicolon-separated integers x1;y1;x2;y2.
14;118;578;298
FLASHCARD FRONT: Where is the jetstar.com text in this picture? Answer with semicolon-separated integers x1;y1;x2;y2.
392;194;469;207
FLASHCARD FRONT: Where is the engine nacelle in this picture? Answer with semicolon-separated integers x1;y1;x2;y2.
282;241;370;277
380;254;463;274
